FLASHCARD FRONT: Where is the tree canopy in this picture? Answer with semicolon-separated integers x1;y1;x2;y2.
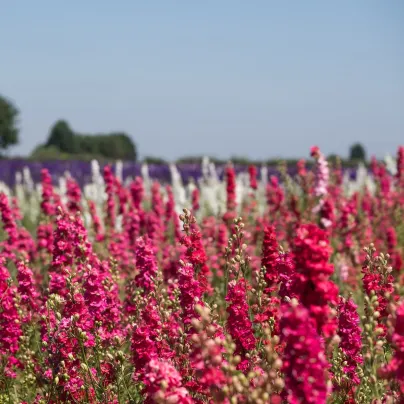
0;95;19;153
44;120;137;161
349;143;367;161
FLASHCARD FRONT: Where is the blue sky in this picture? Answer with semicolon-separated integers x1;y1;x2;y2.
1;1;403;160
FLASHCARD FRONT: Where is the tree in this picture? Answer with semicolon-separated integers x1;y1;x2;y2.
0;95;19;154
349;143;366;161
46;120;76;153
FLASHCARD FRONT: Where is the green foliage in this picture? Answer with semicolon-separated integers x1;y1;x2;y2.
46;120;76;153
31;145;63;160
0;95;19;153
40;121;137;161
349;143;367;161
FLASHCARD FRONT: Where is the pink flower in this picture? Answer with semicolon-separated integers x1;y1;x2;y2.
337;297;363;385
143;359;194;403
66;178;82;214
248;164;258;190
379;301;404;395
178;263;204;327
134;236;158;293
261;225;279;290
0;258;22;377
226;278;256;370
290;224;339;338
281;302;330;404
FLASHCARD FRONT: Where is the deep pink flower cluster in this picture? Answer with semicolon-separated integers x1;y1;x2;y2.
143;359;193;403
281;302;329;404
291;224;339;338
178;263;204;327
362;255;394;330
226;278;256;371
248;164;258;190
224;164;237;221
337;297;363;385
379;301;404;395
17;260;40;315
134;236;158;292
261;225;279;289
192;187;200;212
397;146;404;185
311;146;329;213
0;192;19;257
40;168;56;216
66;177;82;214
0;258;22;378
103;165;116;231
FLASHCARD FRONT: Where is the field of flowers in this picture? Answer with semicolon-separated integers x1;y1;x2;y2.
0;146;403;403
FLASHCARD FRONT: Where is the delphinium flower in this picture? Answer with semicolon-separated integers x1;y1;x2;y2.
87;200;103;241
297;159;307;177
266;176;284;216
115;177;129;216
290;223;339;338
280;300;330;404
386;226;403;271
188;305;228;400
379;300;404;397
125;236;157;316
336;297;363;387
216;223;228;255
254;225;281;334
103;165;116;232
0;192;19;259
41;211;110;401
329;156;343;201
11;197;36;260
0;257;22;378
0;193;35;262
130;176;144;210
42;292;96;402
226;278;256;372
165;185;175;221
17;260;40;316
37;171;56;258
146;210;165;244
134;236;158;293
191;187;200;213
125;208;141;247
276;251;296;300
179;209;211;289
165;185;177;239
248;164;258;190
40;168;56;217
319;198;335;230
48;210;77;296
151;181;165;219
11;196;22;221
396;145;404;186
261;225;279;290
361;244;394;334
143;359;194;403
223;164;237;223
178;263;204;328
311;146;329;213
66;177;82;214
131;299;175;379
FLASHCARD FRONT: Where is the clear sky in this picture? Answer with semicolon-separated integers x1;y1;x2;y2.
1;1;403;160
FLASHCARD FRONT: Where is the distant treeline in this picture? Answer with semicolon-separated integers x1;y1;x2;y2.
142;154;366;168
31;120;137;161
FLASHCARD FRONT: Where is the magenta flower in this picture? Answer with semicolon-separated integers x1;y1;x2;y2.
281;302;330;404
